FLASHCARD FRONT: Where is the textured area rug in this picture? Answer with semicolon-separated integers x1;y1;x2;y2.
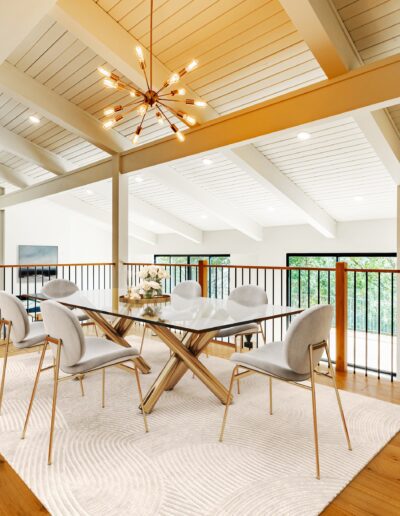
1;337;399;516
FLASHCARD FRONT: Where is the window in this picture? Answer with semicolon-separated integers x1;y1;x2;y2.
286;253;396;335
154;255;230;297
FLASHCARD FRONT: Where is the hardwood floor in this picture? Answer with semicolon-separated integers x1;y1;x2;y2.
0;338;399;515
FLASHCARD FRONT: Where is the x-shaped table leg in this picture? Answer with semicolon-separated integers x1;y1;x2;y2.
141;325;232;413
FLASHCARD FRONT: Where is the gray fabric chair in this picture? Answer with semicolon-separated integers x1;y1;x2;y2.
0;292;47;414
22;300;149;465
41;279;96;329
219;304;352;479
140;280;202;355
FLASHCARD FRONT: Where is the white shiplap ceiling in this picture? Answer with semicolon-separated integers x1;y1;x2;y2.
0;0;399;241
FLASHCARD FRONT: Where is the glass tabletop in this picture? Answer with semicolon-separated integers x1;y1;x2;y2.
27;289;303;334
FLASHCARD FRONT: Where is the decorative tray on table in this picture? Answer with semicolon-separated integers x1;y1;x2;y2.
119;294;170;305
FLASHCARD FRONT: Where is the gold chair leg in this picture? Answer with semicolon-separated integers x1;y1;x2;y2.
0;324;10;415
269;376;273;415
219;366;237;442
325;344;352;451
79;375;85;397
236;336;244;395
133;363;149;433
139;324;147;355
259;322;267;344
309;347;320;480
48;342;61;466
102;368;105;408
22;342;48;439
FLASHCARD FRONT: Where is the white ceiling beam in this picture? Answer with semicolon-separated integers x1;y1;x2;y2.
0;163;32;189
279;0;361;78
86;179;203;243
280;0;400;185
0;158;112;208
149;166;263;241
51;0;216;123
54;193;157;245
0;61;131;154
353;110;400;185
120;55;400;174
0;125;73;175
0;54;399;209
131;196;202;244
0;0;57;65
225;145;336;238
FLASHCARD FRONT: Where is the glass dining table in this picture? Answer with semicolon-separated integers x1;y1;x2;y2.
26;289;303;413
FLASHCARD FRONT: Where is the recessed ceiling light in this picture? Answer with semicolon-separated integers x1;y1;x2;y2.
29;115;40;124
134;175;144;183
200;214;208;219
86;189;94;195
354;195;364;202
268;206;275;212
297;131;311;141
202;158;213;166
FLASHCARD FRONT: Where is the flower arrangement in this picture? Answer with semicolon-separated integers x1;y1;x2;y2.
129;265;170;300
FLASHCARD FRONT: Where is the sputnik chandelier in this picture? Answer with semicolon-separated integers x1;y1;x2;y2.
97;0;207;145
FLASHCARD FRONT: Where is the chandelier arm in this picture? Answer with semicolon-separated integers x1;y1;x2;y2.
157;101;192;129
150;0;153;91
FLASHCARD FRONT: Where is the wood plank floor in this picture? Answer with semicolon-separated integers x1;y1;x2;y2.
0;338;399;515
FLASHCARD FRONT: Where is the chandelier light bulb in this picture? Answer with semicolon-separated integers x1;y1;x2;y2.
29;115;40;124
133;126;142;145
183;114;196;126
194;100;207;107
155;111;164;125
185;59;198;73
178;88;186;95
137;104;147;116
104;107;115;116
103;78;117;89
129;90;138;97
98;67;111;78
176;130;185;142
169;73;180;85
103;119;115;129
136;46;144;63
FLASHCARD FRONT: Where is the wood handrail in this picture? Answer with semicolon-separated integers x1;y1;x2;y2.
124;262;400;274
0;262;115;268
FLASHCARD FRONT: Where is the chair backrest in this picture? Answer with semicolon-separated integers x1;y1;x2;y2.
0;291;29;343
41;279;79;299
284;304;334;375
172;280;202;299
41;300;85;368
228;285;268;306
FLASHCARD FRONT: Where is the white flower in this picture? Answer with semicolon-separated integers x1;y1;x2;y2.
131;292;141;300
149;281;161;290
148;266;158;278
138;266;150;279
138;288;144;295
142;281;152;291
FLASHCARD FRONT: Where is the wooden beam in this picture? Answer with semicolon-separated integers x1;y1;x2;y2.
54;193;157;245
52;0;216;123
279;0;361;78
224;145;336;238
0;0;56;65
112;155;129;289
120;55;400;174
0;55;399;209
0;158;112;208
0;163;31;189
149;166;263;241
131;196;202;244
0;125;73;176
0;62;131;154
353;110;400;185
281;0;400;186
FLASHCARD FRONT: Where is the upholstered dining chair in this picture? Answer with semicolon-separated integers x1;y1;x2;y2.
0;292;47;415
22;300;149;465
41;279;96;328
219;285;268;393
219;304;352;479
140;280;202;355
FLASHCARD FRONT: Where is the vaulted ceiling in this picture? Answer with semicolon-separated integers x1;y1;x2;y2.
0;0;399;244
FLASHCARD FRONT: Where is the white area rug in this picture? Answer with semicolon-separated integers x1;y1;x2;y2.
1;337;400;516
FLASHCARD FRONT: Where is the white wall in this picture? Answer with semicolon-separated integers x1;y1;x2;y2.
4;198;113;264
130;218;396;265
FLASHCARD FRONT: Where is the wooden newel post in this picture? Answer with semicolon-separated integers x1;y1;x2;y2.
198;260;208;297
335;261;348;372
